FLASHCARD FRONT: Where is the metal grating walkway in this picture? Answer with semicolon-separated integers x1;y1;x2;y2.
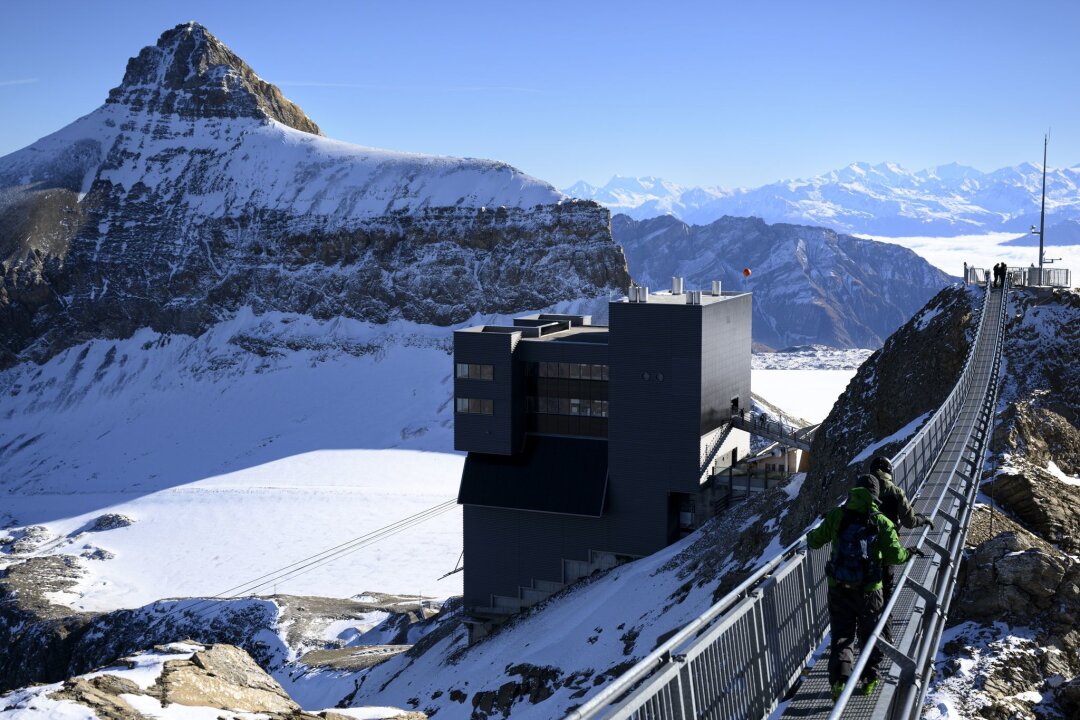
567;281;1009;720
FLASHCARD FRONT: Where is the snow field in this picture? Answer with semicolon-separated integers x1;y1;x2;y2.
0;310;859;615
750;369;858;423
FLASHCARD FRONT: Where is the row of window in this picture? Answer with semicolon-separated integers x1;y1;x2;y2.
456;363;494;381
527;413;608;438
456;397;493;415
528;362;609;381
525;396;609;417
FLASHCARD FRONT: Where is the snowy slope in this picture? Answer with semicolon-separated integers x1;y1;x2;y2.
0;312;468;608
0;307;850;615
2;103;564;224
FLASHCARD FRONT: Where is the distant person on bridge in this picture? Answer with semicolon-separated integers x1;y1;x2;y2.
807;473;914;701
868;455;933;601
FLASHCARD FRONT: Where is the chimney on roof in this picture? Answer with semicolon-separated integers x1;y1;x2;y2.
672;277;684;295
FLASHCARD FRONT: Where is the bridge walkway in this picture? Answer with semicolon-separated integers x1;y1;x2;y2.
781;284;1006;719
565;280;1008;720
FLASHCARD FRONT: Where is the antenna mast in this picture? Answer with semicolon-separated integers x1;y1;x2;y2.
1038;133;1048;282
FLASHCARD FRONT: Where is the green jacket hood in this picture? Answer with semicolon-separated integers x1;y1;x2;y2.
844;486;878;513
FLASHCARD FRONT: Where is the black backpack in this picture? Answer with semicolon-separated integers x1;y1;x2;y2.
827;509;882;586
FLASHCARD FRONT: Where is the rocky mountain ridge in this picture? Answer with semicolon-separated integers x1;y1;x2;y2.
0;22;628;368
613;213;955;349
566;162;1080;236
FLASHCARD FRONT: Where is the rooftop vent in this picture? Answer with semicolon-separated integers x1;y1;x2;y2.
672;277;684;295
712;280;722;295
686;290;702;305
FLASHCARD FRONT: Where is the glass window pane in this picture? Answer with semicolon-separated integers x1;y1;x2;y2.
482;399;493;415
469;398;482;413
559;398;570;415
592;364;603;381
456;363;469;379
559;362;570;379
569;363;580;379
481;364;493;381
570;398;581;415
593;399;603;416
602;365;609;381
456;397;467;413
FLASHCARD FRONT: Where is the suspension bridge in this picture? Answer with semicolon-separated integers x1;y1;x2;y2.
567;276;1010;720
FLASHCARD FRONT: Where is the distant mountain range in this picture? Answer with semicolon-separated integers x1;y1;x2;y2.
613;214;954;349
566;163;1080;237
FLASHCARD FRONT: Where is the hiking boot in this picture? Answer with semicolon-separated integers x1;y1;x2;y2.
858;676;880;696
831;681;846;702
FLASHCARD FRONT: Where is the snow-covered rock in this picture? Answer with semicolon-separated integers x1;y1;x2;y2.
565;162;1080;236
0;22;628;368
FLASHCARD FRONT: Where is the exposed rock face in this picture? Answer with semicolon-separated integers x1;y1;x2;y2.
0;23;629;368
612;214;954;349
780;285;977;539
107;22;322;135
0;552;445;695
983;469;1080;555
26;642;425;720
930;287;1080;718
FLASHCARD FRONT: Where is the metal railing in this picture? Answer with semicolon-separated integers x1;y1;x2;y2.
566;278;1006;720
967;265;1071;288
730;414;812;451
828;276;1008;718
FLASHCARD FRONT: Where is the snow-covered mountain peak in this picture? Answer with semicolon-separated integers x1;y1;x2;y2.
105;22;322;135
0;23;622;368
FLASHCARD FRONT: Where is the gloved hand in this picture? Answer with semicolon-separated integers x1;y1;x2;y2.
916;513;935;530
909;547;928;559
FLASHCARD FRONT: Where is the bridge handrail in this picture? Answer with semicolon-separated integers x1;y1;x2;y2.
565;280;998;720
829;277;1008;718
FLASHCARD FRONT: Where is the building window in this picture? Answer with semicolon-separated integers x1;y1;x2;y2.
456;363;494;381
530;362;608;381
456;397;493;415
526;396;608;417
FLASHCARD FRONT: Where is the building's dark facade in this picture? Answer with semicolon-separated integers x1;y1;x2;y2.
454;284;751;635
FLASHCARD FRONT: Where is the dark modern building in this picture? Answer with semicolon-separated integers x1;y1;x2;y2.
454;280;752;638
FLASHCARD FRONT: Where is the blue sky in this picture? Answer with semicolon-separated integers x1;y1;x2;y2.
2;0;1077;188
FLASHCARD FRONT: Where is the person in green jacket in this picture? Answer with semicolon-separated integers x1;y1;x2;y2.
807;473;914;700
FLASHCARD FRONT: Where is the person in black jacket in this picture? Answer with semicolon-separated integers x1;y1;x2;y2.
868;455;933;601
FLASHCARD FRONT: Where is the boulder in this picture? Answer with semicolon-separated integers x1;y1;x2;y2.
90;514;135;532
49;675;145;720
150;643;298;714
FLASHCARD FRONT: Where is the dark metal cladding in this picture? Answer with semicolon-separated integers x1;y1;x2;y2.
453;294;752;628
